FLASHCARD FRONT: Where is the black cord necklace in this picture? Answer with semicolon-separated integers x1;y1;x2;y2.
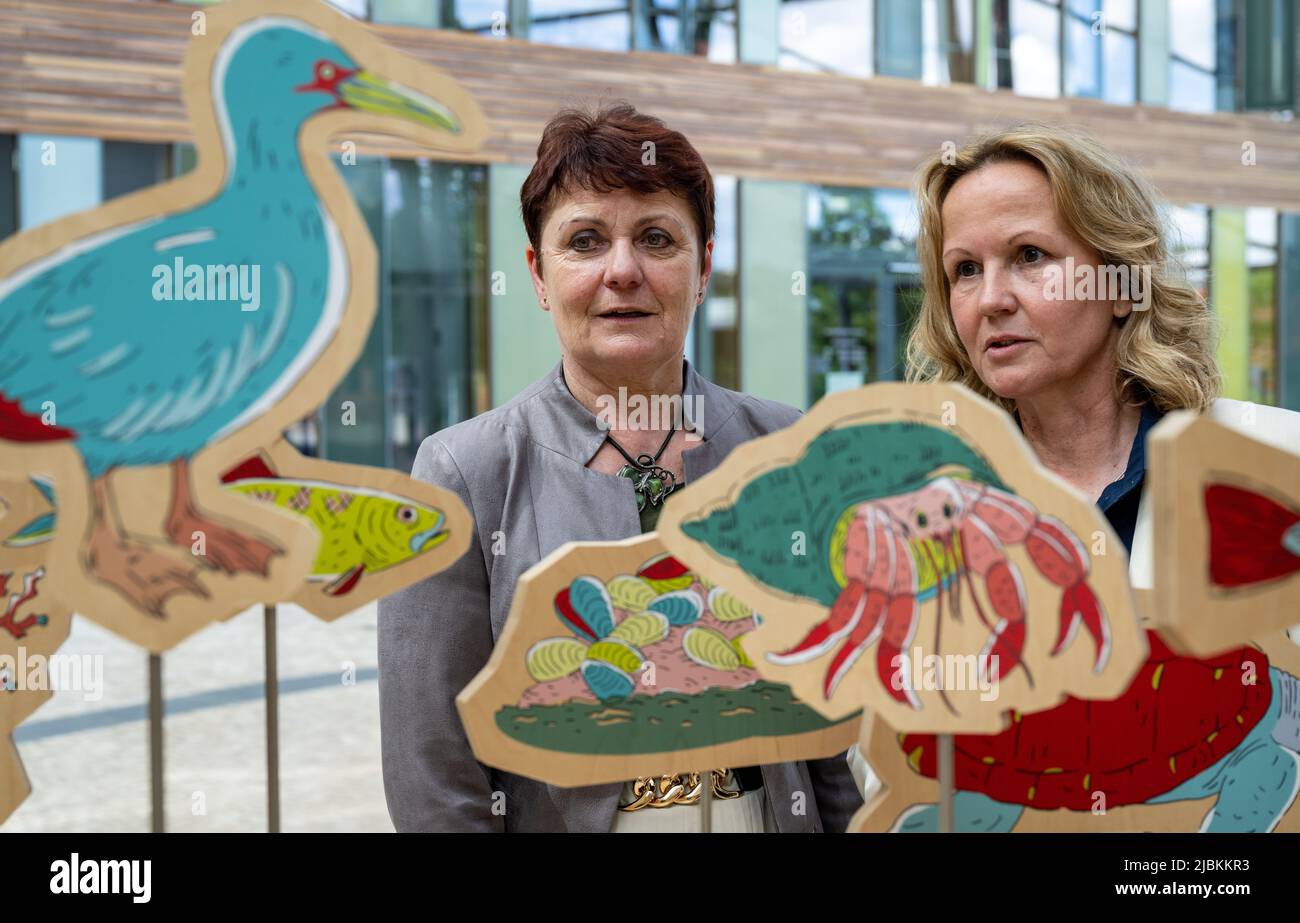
605;425;678;512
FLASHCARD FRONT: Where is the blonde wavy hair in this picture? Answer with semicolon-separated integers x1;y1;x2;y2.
904;122;1220;413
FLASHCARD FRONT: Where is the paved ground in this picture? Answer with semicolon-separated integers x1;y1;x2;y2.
2;601;391;833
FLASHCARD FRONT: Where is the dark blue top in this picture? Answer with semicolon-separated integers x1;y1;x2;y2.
1094;402;1165;554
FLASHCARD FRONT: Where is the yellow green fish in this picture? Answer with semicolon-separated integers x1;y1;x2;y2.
222;458;448;597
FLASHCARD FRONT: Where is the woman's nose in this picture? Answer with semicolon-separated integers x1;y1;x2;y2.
976;265;1018;316
603;238;643;289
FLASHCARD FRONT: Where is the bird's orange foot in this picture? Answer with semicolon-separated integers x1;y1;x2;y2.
86;523;208;618
165;508;281;576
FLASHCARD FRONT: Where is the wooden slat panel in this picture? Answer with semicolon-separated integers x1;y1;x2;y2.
0;0;1297;207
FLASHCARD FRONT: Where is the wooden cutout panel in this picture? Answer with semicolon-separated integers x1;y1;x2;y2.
217;438;473;621
1149;411;1300;655
0;469;74;824
657;382;1146;733
457;534;859;788
0;0;485;648
852;629;1300;833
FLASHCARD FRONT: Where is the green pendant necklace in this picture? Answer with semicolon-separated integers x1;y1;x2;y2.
605;425;678;512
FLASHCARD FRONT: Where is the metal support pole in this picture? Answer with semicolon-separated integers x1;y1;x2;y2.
700;770;712;834
265;603;280;833
148;652;164;832
938;733;954;833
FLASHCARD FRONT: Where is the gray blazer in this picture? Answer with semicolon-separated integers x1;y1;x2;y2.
378;358;863;832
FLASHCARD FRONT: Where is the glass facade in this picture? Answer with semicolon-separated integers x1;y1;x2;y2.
1168;0;1221;112
1170;204;1211;300
527;0;736;58
932;0;977;85
806;186;920;404
326;0;370;17
326;158;489;472
530;0;633;51
336;0;1282;114
0;135;17;242
779;0;873;76
693;174;740;390
990;0;1137;103
1006;0;1061;98
1063;0;1136;104
450;0;513;33
1247;207;1279;406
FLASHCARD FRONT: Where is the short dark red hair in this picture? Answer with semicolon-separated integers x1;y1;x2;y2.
521;103;715;271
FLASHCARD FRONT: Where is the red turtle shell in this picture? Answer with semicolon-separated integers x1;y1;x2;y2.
899;631;1272;810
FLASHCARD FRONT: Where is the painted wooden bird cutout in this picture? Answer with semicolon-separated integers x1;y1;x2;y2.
0;1;484;616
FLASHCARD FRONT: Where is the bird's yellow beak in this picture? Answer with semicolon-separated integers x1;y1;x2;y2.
337;70;462;135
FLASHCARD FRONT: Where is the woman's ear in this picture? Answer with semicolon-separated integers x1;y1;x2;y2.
1112;296;1134;321
697;238;715;304
525;243;549;311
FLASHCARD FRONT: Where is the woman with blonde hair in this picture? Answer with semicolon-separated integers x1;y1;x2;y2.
889;122;1300;832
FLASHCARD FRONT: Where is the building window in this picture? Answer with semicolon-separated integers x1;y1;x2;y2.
1168;0;1219;112
449;0;510;33
102;141;169;203
1064;0;1136;104
1170;204;1211;302
994;0;1062;98
326;0;370;19
688;1;738;62
806;186;921;403
527;0;734;57
0;135;17;242
318;158;488;471
692;175;738;389
779;0;873;77
530;0;633;52
928;0;977;85
1246;207;1279;406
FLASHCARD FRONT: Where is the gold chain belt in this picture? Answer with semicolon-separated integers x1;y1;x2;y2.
618;770;744;812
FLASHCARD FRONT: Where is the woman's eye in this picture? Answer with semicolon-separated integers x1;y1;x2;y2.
570;233;598;251
954;261;978;279
1021;245;1045;263
643;229;672;248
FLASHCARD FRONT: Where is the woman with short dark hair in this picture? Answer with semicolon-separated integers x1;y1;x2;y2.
378;103;862;832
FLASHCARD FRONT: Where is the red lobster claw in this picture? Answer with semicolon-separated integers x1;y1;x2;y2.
1049;580;1110;673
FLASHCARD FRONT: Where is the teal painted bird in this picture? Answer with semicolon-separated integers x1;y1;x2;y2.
0;6;482;615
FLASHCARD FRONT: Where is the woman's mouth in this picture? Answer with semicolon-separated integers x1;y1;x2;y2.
599;309;654;321
984;337;1030;356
